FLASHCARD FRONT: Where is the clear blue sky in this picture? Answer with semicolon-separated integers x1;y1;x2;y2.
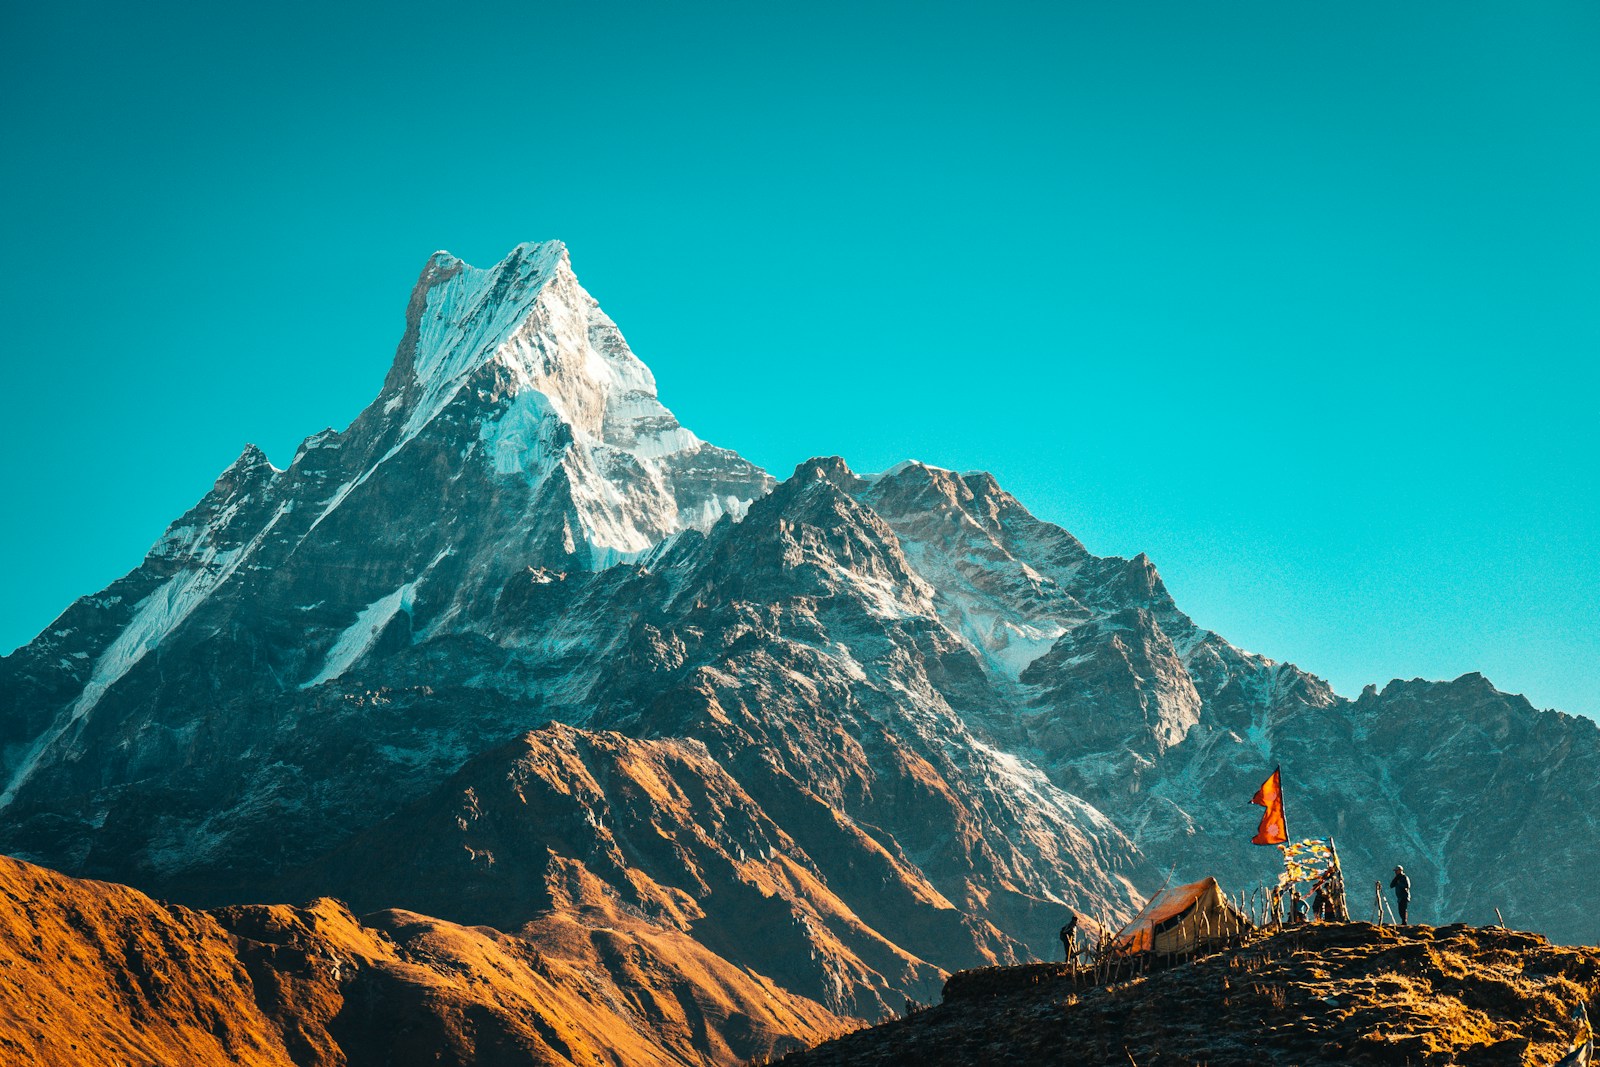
3;1;1596;718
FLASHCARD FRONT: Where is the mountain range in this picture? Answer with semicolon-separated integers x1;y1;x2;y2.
3;241;1595;1061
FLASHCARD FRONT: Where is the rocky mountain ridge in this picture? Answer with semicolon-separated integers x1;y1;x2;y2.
3;241;1597;1061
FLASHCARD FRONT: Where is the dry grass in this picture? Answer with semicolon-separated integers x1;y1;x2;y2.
780;922;1600;1067
0;854;846;1066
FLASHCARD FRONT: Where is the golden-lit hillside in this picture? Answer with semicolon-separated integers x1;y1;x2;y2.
782;922;1600;1067
0;855;845;1066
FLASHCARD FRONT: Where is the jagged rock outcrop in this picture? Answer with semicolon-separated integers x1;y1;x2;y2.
280;724;958;1017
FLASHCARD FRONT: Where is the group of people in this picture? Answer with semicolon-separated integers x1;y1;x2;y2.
1275;865;1346;925
1290;865;1349;923
1057;862;1416;960
1278;862;1414;927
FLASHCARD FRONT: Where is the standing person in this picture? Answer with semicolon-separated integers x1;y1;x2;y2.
1059;914;1079;963
1311;876;1329;921
1390;865;1412;924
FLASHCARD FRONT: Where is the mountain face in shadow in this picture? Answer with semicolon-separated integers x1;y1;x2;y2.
2;242;1596;1062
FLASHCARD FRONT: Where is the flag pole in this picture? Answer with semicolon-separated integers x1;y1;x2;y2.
1278;765;1288;845
1275;765;1290;894
1273;764;1286;895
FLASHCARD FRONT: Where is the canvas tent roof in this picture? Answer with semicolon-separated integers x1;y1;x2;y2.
1115;877;1250;956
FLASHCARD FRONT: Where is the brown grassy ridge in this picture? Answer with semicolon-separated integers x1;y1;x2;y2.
775;922;1600;1066
0;854;845;1066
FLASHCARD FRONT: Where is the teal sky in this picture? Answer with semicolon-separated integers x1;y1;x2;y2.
3;2;1596;718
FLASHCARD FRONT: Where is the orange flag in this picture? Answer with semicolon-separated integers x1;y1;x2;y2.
1250;767;1288;845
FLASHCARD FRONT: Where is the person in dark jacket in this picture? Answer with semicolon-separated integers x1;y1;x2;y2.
1390;865;1411;924
1060;914;1079;962
1311;876;1330;922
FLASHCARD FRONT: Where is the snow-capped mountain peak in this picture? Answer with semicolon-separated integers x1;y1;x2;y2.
384;240;656;450
368;241;765;554
383;240;572;441
0;244;772;807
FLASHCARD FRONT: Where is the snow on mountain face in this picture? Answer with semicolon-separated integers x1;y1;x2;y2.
2;240;1598;1045
0;241;769;811
382;242;760;557
0;447;292;809
567;458;1154;942
856;462;1093;680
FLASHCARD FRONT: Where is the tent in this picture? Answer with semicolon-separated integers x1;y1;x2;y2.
1115;877;1251;956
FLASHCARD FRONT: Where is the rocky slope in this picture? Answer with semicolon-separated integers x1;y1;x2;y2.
0;853;841;1066
2;241;1597;1058
783;922;1600;1067
277;724;960;1017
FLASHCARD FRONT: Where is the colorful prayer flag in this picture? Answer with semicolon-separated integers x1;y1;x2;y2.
1555;1002;1592;1067
1278;838;1336;886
